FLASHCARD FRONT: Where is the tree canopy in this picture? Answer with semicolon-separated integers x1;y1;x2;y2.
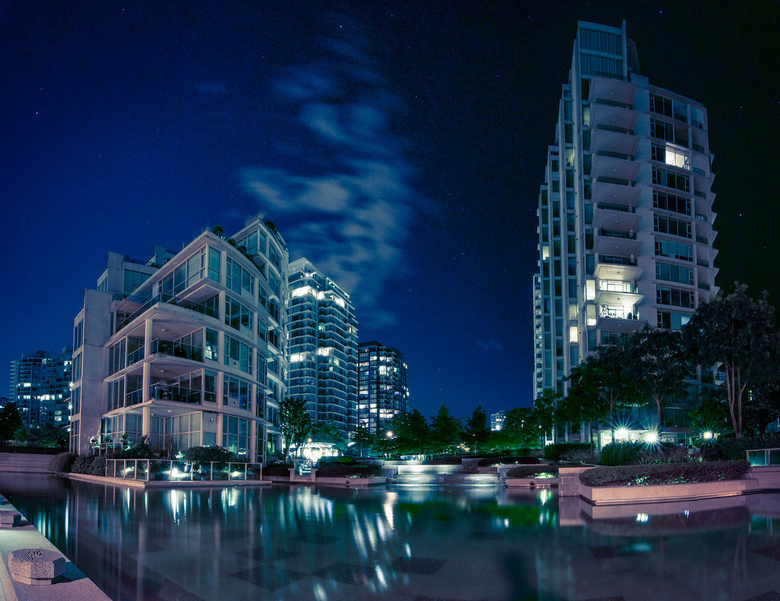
279;396;312;459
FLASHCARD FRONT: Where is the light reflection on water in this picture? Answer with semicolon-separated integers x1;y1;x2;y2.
1;475;780;601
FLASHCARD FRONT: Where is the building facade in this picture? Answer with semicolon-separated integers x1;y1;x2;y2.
10;348;72;427
357;341;409;435
287;258;358;436
490;410;506;432
69;217;287;462
533;22;717;423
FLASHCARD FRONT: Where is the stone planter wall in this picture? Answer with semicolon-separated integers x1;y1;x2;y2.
581;478;758;505
505;477;559;488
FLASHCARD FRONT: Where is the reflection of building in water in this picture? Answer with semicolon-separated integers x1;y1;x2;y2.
69;217;287;463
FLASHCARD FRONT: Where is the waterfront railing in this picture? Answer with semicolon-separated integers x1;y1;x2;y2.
105;459;263;482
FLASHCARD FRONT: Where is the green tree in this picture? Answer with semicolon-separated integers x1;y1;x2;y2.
463;405;490;454
14;423;68;448
279;397;312;459
429;405;461;455
684;285;780;438
0;403;23;441
501;407;538;450
386;410;430;456
688;387;730;437
350;425;377;457
626;326;691;429
531;389;559;446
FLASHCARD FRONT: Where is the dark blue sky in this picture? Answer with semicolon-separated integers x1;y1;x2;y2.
1;1;778;421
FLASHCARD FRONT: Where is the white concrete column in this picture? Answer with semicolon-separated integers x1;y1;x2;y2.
144;317;154;358
142;405;151;440
142;362;151;404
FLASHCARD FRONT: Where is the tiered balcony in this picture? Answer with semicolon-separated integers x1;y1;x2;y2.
594;228;641;257
588;76;638;109
593;203;641;232
591;177;640;207
591;152;639;182
594;280;644;308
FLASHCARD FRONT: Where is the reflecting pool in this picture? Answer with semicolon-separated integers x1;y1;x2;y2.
2;474;780;601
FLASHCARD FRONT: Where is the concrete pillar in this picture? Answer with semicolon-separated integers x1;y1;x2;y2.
141;405;151;440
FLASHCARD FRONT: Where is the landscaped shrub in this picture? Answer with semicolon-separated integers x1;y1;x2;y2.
599;442;643;466
106;441;159;460
182;446;236;463
48;452;77;474
579;460;751;487
716;434;780;461
263;463;293;477
544;443;590;461
319;456;356;465
315;463;382;478
477;456;540;467
506;465;559;479
559;447;598;465
71;455;107;476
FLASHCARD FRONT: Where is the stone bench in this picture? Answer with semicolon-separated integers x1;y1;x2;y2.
8;548;66;585
0;509;22;528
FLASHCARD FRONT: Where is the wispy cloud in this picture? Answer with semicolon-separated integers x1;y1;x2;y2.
241;15;422;328
476;340;505;352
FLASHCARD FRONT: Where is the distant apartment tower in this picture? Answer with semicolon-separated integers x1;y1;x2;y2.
287;258;358;435
357;341;409;434
490;410;506;432
10;348;72;427
69;217;288;461
533;21;717;402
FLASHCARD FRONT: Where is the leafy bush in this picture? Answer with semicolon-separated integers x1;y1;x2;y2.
716;434;780;461
477;456;539;467
506;465;559;478
559;448;599;464
580;461;751;487
182;446;236;463
544;443;590;461
318;456;356;465
71;455;107;476
106;441;158;460
263;463;293;477
599;442;643;466
48;452;77;474
315;463;382;478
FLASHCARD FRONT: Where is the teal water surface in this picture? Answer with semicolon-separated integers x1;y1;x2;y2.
2;474;780;601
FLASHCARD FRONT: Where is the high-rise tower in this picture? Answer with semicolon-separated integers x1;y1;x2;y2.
287;258;358;436
10;348;72;427
357;341;409;435
533;22;717;411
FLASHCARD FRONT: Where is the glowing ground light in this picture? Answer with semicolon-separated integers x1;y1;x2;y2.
615;428;629;440
644;431;658;444
703;431;713;440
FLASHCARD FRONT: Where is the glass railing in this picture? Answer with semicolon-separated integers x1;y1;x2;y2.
105;459;263;482
117;293;220;332
594;124;633;135
597;175;634;187
149;383;201;404
597;203;636;213
151;339;203;362
127;346;145;366
599;255;638;266
595;149;633;160
599;229;636;240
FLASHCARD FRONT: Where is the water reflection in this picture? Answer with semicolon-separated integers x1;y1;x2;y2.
1;475;780;601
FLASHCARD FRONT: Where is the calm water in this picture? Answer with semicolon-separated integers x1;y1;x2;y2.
2;474;780;601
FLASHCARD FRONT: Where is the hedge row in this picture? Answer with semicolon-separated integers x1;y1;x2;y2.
579;460;751;487
506;465;559;478
544;443;590;461
477;456;539;467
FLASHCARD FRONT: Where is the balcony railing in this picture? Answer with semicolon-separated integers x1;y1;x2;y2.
597;175;634;187
149;383;201;404
127;345;145;367
151;339;203;362
596;149;633;161
105;459;263;482
599;228;636;240
594;124;633;135
597;203;636;213
599;255;638;266
117;293;219;332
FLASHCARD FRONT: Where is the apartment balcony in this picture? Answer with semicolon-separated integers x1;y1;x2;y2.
148;383;202;404
594;229;641;257
590;103;638;134
151;338;203;363
591;152;639;182
588;76;638;109
592;177;640;207
595;281;644;308
590;127;638;158
594;257;642;282
593;204;641;231
597;305;643;333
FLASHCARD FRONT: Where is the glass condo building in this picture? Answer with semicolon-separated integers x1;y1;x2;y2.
533;22;718;420
69;217;288;462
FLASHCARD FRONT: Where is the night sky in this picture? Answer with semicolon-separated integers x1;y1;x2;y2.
1;1;778;422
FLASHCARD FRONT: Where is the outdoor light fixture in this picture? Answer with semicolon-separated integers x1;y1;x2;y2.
703;431;713;440
615;428;629;440
644;431;658;444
